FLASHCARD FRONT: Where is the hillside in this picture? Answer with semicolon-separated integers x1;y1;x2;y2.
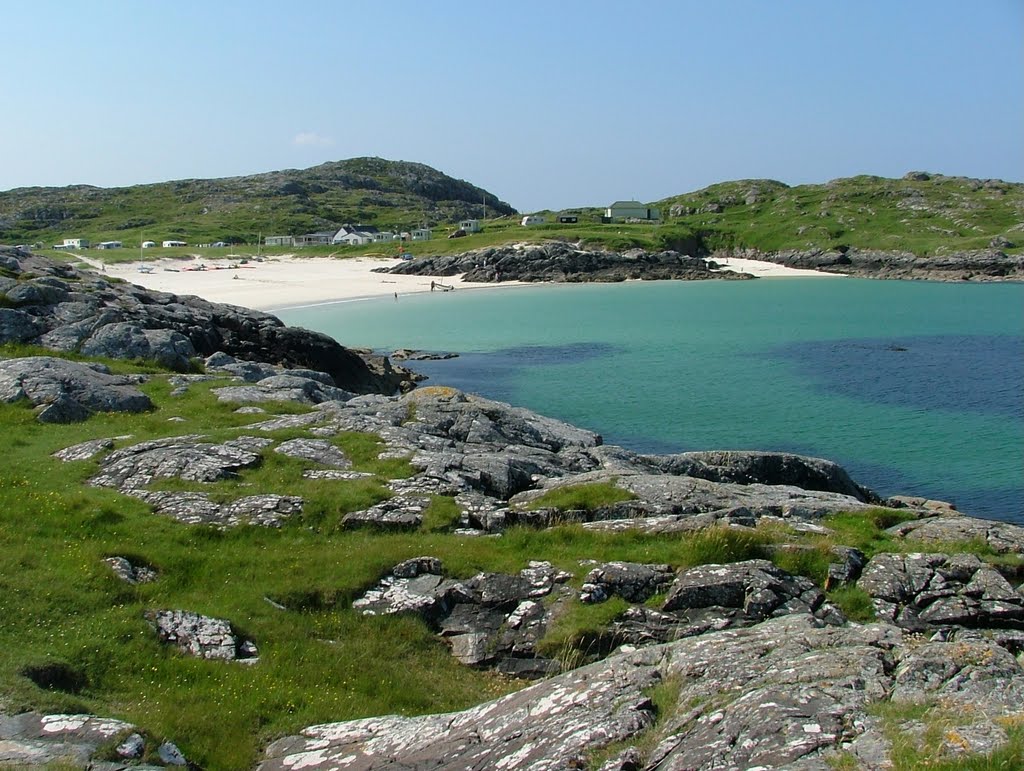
0;157;516;246
656;172;1024;255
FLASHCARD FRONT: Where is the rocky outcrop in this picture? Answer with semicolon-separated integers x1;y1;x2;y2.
260;613;1024;770
0;356;152;422
886;516;1024;554
857;552;1024;630
353;558;570;676
0;712;187;768
148;609;258;662
0;247;415;393
377;242;753;283
716;246;1024;281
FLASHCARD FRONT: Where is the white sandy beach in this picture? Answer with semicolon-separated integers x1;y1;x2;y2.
103;254;841;312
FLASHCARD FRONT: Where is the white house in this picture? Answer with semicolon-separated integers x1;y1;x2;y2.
605;201;661;221
459;219;481;233
141;241;157;248
162;240;187;248
521;215;545;226
62;238;90;249
410;228;432;241
334;232;373;246
96;240;122;250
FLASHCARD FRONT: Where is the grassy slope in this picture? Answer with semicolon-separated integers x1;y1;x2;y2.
2;349;1021;769
5;164;1021;261
0;157;515;248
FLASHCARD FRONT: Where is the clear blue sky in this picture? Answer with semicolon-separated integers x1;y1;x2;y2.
3;0;1021;211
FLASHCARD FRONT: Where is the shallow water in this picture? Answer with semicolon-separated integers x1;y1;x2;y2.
280;278;1024;523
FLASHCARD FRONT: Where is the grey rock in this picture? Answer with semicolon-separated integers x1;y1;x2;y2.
262;614;1024;771
89;435;262;491
104;556;157;584
149;609;257;661
52;437;121;461
858;552;1024;630
580;562;674;603
116;732;146;758
353;561;564;676
212;375;353;405
157;740;188;766
0;713;137;767
887;516;1024;555
0;356;152;422
660;560;834;634
650;450;877;502
136;490;302;527
79;322;196;372
0;307;45;342
342;496;428;531
274;437;351;468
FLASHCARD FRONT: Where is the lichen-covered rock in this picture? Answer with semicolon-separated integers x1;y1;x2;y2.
261;614;1024;770
135;490;303;527
341;496;429;531
88;435;263;491
0;356;152;422
104;556;158;584
148;609;258;661
887;516;1024;555
0;713;141;767
580;561;675;603
352;560;566;676
857;552;1024;630
273;437;351;468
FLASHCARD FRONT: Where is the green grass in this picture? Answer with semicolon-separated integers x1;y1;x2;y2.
8;166;1018;262
2;349;1020;769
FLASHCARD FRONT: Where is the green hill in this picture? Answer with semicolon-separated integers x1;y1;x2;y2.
0;157;516;247
655;172;1024;255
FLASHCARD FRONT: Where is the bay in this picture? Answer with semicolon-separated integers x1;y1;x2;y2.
279;278;1024;524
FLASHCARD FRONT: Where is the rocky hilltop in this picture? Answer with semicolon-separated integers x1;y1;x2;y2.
2;246;1023;769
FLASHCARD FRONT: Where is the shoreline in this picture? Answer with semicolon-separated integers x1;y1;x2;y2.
104;254;843;312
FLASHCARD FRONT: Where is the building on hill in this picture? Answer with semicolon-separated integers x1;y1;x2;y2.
96;241;122;249
61;238;90;249
162;240;187;248
410;228;432;241
265;235;294;247
521;215;545;226
604;201;661;222
459;219;482;233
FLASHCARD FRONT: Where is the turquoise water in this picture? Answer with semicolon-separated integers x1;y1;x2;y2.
279;278;1024;523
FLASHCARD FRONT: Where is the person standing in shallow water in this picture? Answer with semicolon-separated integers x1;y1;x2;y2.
394;292;398;300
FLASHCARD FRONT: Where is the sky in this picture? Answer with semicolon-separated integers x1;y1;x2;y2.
2;0;1022;211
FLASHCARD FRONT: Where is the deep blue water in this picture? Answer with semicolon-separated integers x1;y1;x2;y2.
280;278;1024;523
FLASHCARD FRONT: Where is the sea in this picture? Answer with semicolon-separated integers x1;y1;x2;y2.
278;277;1024;525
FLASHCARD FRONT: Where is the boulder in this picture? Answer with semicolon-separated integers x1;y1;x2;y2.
0;356;152;422
148;609;258;661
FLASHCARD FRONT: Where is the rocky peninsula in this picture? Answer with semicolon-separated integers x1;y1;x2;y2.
1;246;1023;769
375;241;1023;285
